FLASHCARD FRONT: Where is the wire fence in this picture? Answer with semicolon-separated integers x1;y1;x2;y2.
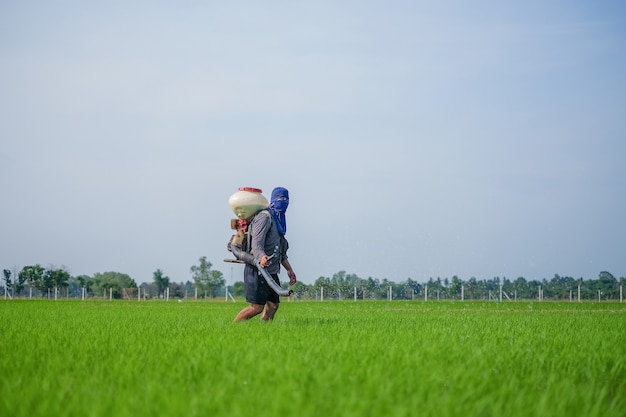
2;284;623;303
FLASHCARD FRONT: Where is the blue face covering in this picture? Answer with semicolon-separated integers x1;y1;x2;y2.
269;187;289;235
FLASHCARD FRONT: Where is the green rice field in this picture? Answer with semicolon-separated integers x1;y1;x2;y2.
1;300;625;417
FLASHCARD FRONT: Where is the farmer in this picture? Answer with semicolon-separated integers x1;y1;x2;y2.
234;187;297;321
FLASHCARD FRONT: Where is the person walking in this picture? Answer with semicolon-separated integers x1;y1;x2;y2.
234;187;297;322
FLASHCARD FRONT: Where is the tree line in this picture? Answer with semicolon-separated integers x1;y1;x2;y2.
2;260;624;301
1;256;225;300
292;270;625;301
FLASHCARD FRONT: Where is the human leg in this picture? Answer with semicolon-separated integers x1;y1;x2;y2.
261;273;282;321
261;301;279;321
234;303;264;322
234;264;270;322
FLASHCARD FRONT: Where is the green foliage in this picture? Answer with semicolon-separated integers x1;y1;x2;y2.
233;280;245;297
152;269;170;297
190;256;224;298
2;269;12;293
295;271;625;301
3;261;624;301
0;301;624;417
91;272;137;298
75;275;92;290
14;268;27;295
19;265;46;295
13;266;72;297
45;268;70;289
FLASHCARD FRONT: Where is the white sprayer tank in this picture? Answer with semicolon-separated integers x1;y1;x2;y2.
228;187;269;220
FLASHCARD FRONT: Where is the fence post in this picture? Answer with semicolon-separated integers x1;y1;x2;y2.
425;285;428;302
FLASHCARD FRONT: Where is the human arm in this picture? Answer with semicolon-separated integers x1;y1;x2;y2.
281;258;297;285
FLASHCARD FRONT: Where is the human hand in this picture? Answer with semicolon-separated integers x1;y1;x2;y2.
287;270;297;285
260;255;269;268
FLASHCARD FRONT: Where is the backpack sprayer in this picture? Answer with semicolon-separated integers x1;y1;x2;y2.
224;187;293;296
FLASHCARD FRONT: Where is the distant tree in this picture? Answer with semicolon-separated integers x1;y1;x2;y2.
401;278;420;298
15;267;27;296
3;269;12;295
449;275;462;299
486;277;500;296
233;281;245;297
379;278;393;299
362;277;380;299
91;272;137;299
208;269;225;296
20;265;46;296
331;271;350;299
390;281;408;299
426;277;446;299
169;282;185;299
578;277;594;300
510;277;528;299
76;275;93;294
140;282;157;298
152;269;170;298
313;276;330;288
544;274;576;300
464;277;479;299
346;273;361;287
66;276;82;297
184;280;194;297
598;271;618;299
46;267;70;290
501;276;513;299
312;276;331;299
190;257;224;298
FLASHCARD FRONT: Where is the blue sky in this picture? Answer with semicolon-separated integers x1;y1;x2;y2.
1;1;625;285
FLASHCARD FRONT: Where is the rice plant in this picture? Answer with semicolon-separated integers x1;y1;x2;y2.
1;300;624;417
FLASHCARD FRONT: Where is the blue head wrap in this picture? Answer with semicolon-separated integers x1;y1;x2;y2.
269;187;289;235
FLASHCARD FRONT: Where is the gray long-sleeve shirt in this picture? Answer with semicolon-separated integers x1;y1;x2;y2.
249;210;286;275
